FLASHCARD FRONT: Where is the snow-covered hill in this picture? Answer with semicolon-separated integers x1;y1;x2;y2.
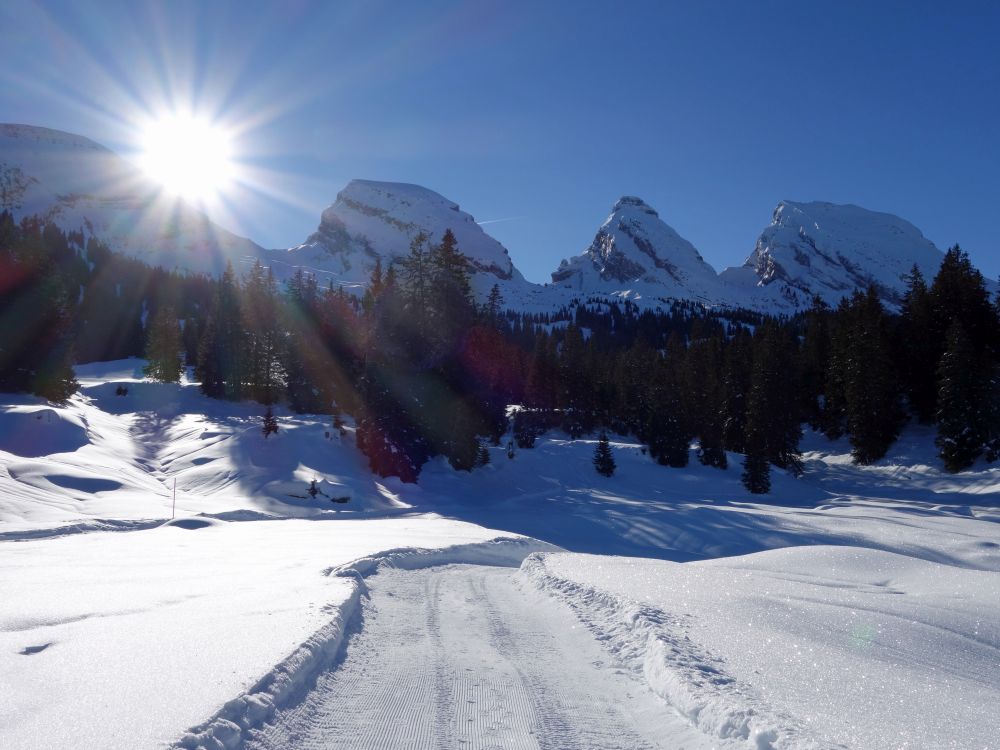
721;200;951;309
551;196;730;305
0;124;268;275
276;179;552;305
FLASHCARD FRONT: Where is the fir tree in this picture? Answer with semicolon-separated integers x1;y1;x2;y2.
143;306;183;382
935;321;989;472
262;406;278;439
843;288;904;464
593;431;616;477
898;265;938;422
475;440;491;467
741;426;771;494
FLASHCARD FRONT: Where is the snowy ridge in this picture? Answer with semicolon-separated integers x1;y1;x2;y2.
174;536;555;750
520;553;838;750
1;123;978;313
0;123;268;276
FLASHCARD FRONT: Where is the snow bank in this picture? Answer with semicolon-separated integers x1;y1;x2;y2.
521;554;825;749
522;547;1000;749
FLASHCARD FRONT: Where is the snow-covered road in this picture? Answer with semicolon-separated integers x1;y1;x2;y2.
246;564;711;750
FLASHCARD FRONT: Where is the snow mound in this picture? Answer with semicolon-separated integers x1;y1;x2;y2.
0;405;89;458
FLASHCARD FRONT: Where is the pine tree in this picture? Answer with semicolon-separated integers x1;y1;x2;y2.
798;296;830;429
475;440;491;467
485;284;504;326
242;262;283;404
143;306;183;382
843;288;904;464
935;321;988;472
898;265;938;422
740;319;802;492
741;426;771;494
593;431;616;477
262;406;278;439
196;262;244;399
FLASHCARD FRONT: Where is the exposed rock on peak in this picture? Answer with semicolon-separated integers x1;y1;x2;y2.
551;196;723;302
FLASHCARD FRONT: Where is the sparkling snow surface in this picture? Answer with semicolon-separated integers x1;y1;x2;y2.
525;547;998;749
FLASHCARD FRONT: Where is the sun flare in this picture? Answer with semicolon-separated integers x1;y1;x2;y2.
139;115;235;202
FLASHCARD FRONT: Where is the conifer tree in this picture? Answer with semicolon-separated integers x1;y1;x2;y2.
196;262;244;399
741;424;771;494
843;288;904;464
936;321;989;471
898;265;938;422
645;353;690;468
740;319;802;492
593;431;616;477
485;284;504;325
262;406;278;439
475;440;491;467
143;306;183;382
798;296;830;429
242;262;283;404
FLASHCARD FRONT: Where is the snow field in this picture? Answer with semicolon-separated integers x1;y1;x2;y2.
3;361;1000;749
521;547;1000;750
0;518;549;750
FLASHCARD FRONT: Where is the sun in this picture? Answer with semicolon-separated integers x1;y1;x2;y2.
139;115;235;202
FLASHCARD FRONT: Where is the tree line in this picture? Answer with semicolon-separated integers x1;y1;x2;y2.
2;211;998;490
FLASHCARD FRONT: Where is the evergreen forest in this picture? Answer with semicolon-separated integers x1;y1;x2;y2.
3;210;998;492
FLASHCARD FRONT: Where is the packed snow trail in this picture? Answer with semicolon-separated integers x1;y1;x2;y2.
246;564;712;750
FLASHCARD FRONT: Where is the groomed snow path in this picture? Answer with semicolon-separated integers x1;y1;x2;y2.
246;564;711;750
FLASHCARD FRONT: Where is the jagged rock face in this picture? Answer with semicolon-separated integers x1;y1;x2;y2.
284;180;526;295
0;124;267;275
552;196;724;302
732;201;947;309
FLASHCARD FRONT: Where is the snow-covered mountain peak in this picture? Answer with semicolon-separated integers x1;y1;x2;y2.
0;123;109;153
728;199;947;309
551;195;722;302
0;122;267;275
612;195;659;216
283;178;531;297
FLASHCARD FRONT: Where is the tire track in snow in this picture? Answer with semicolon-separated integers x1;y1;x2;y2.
246;565;712;750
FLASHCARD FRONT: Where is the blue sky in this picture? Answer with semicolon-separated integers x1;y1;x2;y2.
2;0;998;284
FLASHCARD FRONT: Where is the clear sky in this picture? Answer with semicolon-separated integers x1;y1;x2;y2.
1;0;998;284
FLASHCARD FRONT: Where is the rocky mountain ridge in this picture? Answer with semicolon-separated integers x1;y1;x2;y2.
2;123;973;313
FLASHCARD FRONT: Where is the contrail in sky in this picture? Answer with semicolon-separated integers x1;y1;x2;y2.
477;216;527;226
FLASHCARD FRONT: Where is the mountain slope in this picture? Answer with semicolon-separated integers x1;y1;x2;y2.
0;124;267;276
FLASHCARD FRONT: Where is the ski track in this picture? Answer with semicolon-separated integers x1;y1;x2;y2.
246;564;708;750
